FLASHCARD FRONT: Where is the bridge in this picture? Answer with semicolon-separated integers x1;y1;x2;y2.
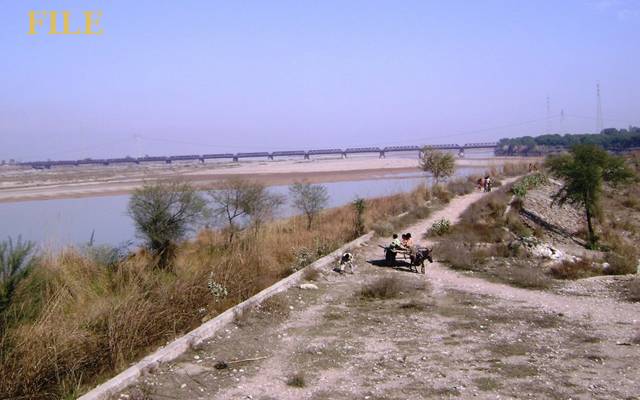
19;142;497;169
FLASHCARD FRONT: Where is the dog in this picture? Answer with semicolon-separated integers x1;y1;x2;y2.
336;252;356;274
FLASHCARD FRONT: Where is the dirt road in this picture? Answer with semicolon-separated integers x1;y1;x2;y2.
115;186;639;400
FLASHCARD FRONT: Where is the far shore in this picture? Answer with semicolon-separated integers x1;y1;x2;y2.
0;156;539;203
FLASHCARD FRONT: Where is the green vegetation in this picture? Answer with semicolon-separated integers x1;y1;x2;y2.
128;181;207;268
0;237;37;316
352;197;367;237
497;127;640;155
428;218;451;236
546;144;635;248
511;172;549;198
419;146;456;186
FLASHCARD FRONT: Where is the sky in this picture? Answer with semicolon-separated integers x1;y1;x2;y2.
0;0;639;161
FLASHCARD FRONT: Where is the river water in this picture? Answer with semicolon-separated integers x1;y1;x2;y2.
0;167;489;249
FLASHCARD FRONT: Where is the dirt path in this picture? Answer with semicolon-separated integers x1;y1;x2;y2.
115;184;639;400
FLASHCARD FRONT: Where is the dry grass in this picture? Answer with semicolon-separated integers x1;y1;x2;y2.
502;162;531;177
359;276;404;300
605;246;638;275
623;278;640;302
549;258;599;280
0;187;429;399
506;263;553;289
302;267;321;282
432;185;452;203
446;177;476;196
286;372;306;387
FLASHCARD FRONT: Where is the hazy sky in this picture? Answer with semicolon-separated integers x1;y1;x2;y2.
1;0;639;161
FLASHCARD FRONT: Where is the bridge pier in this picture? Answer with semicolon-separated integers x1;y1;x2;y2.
379;151;385;159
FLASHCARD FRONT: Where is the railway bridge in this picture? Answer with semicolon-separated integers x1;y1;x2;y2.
19;142;497;169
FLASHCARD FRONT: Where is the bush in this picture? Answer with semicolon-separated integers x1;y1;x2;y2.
287;372;306;387
372;221;394;237
507;263;553;289
432;185;452;203
549;259;598;280
446;179;475;196
502;162;530;177
605;252;638;275
359;276;403;299
352;197;367;237
429;219;451;236
434;241;474;270
505;213;531;237
624;278;640;302
0;237;38;315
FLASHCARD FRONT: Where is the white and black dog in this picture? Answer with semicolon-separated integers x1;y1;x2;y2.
336;252;356;274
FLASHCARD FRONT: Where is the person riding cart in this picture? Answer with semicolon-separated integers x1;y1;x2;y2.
385;234;402;265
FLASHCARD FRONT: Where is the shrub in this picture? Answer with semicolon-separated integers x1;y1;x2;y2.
434;241;473;270
352;197;367;237
302;267;320;282
429;219;451;236
359;276;403;299
287;372;306;387
507;263;553;289
624;278;640;302
446;178;475;196
0;237;38;315
433;185;452;203
505;213;531;237
81;242;131;269
292;247;314;272
606;253;637;275
549;259;598;280
502;162;530;177
372;221;394;237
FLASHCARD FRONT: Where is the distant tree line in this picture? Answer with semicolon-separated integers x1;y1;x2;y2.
496;127;640;155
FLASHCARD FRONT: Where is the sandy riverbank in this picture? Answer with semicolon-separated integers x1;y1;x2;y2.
0;156;539;203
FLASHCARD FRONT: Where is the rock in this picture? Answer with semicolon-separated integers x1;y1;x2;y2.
299;283;319;290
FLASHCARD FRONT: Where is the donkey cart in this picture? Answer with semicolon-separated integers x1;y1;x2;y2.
380;246;433;274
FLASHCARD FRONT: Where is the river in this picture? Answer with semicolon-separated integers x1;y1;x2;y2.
0;167;489;249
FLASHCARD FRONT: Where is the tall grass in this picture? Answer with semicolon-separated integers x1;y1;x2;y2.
0;186;428;399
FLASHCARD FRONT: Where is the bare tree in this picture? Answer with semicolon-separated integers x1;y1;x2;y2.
128;181;207;269
419;146;456;186
245;189;285;236
289;182;329;230
209;178;284;241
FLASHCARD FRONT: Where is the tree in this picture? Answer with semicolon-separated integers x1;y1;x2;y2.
419;146;456;186
209;178;284;242
289;182;329;230
546;144;634;248
128;181;207;268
